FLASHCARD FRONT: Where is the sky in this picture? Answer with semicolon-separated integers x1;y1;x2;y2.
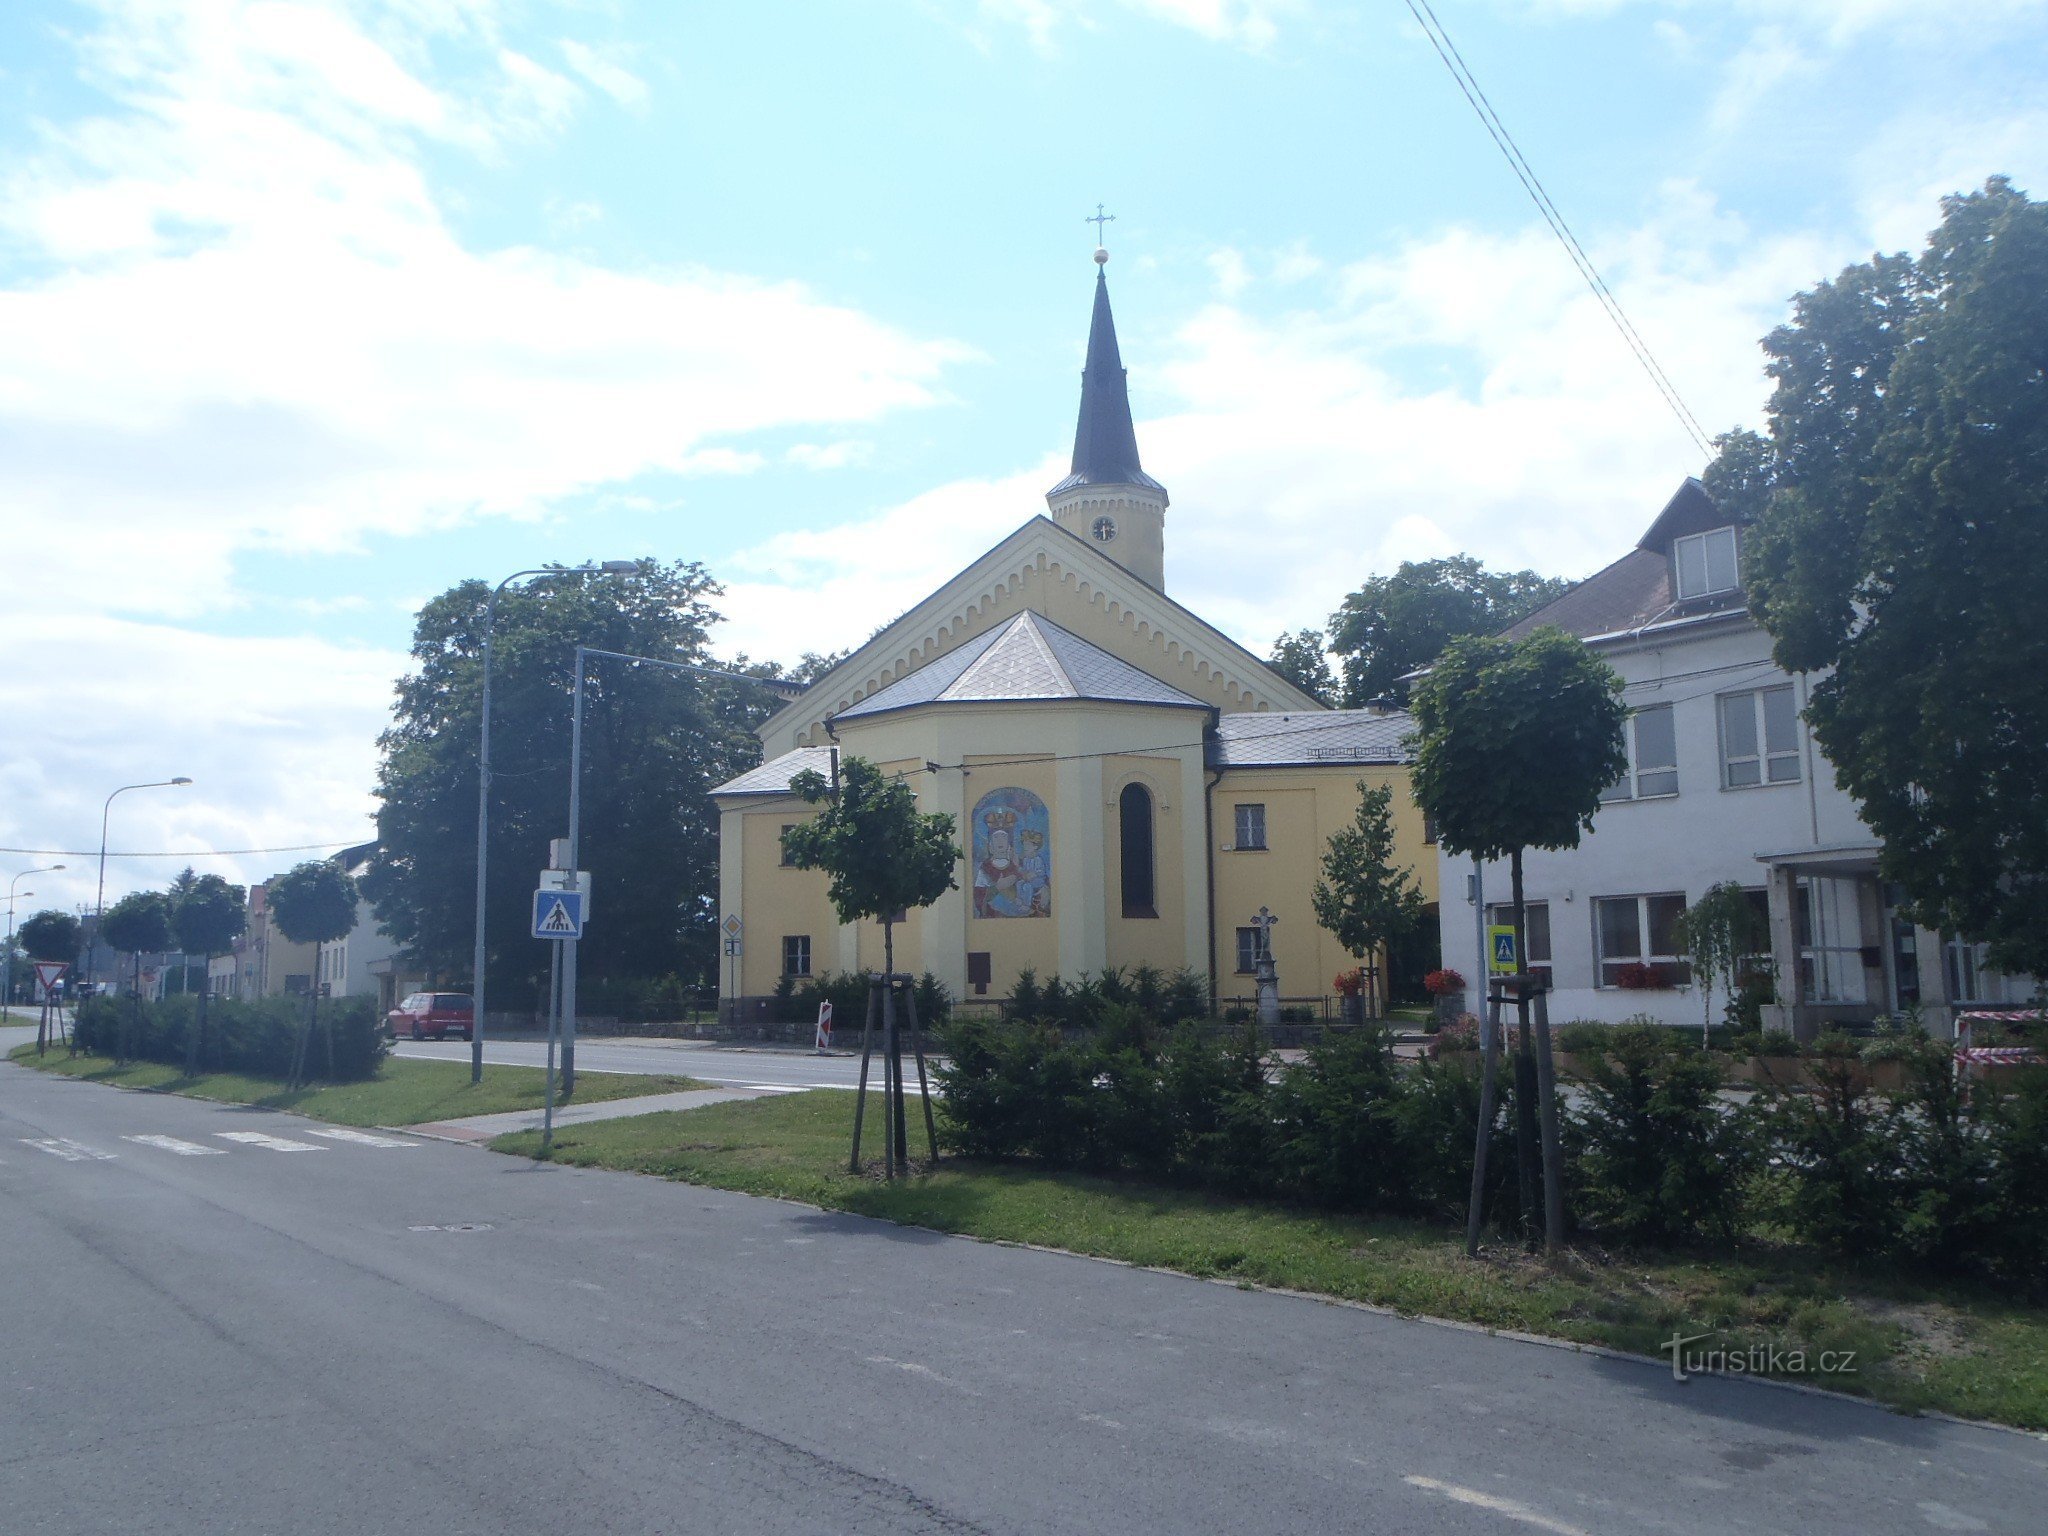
3;0;2045;917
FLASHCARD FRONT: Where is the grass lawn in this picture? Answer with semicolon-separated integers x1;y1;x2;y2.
495;1090;2048;1432
7;1042;705;1127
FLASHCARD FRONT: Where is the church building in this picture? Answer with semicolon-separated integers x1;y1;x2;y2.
713;252;1437;1016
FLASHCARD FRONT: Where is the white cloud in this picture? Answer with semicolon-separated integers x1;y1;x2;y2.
1707;25;1813;133
785;440;875;470
0;616;399;913
558;38;648;113
0;0;965;623
972;0;1303;50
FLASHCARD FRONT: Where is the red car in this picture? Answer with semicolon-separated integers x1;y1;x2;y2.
387;992;475;1041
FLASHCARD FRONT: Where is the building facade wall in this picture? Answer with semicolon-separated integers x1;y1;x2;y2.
1210;764;1438;1009
1432;616;2030;1034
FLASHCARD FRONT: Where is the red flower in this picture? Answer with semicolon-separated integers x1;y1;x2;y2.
1424;968;1466;996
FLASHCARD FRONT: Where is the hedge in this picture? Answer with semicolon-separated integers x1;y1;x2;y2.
935;1012;2048;1289
71;993;389;1083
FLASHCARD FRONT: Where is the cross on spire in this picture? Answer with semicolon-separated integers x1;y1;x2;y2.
1085;203;1115;245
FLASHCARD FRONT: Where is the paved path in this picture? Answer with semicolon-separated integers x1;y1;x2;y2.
409;1085;765;1144
6;1044;2045;1534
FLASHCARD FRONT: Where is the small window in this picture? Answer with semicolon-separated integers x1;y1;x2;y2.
1719;686;1800;788
779;824;798;866
1674;527;1739;599
1602;703;1679;802
1234;926;1267;974
781;935;811;978
1233;803;1267;851
1594;894;1692;987
1486;903;1552;986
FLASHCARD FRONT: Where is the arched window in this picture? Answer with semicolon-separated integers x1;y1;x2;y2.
1119;782;1157;919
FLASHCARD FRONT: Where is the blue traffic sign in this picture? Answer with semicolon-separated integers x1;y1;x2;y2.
532;889;586;940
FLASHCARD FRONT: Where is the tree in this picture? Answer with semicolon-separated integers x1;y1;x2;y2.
171;875;247;1074
1311;781;1426;1017
1411;626;1629;1253
363;561;778;1007
19;909;81;964
1327;556;1572;707
1267;629;1336;705
1673;881;1767;1047
100;891;171;1064
1732;177;2048;980
268;860;359;1086
782;756;960;1172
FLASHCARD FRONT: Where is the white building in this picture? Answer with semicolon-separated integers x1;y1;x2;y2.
1436;479;2035;1039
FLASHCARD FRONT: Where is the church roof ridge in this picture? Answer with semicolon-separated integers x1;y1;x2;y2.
1047;269;1167;501
832;607;1206;723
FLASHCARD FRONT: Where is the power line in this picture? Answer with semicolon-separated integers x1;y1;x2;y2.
1400;0;1715;458
0;841;361;859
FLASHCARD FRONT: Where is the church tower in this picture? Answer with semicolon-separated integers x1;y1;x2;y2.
1046;248;1170;590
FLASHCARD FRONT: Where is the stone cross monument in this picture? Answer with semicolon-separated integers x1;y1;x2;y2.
1250;906;1280;1026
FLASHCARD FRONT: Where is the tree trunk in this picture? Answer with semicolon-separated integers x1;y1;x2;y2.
1510;851;1538;1244
884;920;907;1177
186;970;208;1077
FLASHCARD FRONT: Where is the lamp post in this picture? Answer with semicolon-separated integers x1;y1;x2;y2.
93;780;191;986
470;562;637;1084
5;865;61;1014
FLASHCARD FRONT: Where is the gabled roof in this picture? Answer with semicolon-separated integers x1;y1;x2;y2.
834;610;1206;723
755;515;1328;751
1047;269;1167;501
711;745;836;799
1207;709;1416;769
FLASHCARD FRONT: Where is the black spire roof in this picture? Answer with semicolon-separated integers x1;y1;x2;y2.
1047;268;1167;500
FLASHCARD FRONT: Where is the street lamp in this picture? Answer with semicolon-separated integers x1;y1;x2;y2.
94;780;192;985
4;864;61;1014
470;562;637;1083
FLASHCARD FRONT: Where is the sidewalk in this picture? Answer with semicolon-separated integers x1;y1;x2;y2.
406;1086;765;1145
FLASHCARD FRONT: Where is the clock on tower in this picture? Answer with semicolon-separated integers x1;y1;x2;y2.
1090;514;1118;543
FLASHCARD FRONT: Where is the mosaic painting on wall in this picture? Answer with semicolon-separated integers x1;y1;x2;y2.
972;787;1051;919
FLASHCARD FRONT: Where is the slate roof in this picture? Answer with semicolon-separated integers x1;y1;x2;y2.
831;611;1207;722
1047;271;1167;500
711;745;836;799
1206;709;1416;769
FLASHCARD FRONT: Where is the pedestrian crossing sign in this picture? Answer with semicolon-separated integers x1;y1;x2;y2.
1488;925;1518;974
532;889;586;940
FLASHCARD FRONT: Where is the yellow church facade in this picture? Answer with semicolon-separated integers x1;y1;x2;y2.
714;257;1436;1017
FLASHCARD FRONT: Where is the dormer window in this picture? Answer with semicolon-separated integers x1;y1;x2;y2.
1674;527;1739;599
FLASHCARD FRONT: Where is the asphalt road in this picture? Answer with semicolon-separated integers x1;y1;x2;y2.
5;1028;2043;1535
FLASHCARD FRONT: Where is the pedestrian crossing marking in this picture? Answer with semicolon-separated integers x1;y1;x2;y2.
123;1134;226;1156
215;1131;326;1152
21;1137;115;1162
306;1128;414;1148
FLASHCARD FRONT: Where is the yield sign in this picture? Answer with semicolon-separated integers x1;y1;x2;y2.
32;961;68;997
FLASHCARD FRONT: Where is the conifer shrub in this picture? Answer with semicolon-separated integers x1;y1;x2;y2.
1568;1021;1752;1243
72;994;386;1082
1272;1024;1407;1210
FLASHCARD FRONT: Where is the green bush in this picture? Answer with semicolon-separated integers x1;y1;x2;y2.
1552;1021;1608;1054
1568;1022;1752;1243
72;993;387;1083
1755;1042;1904;1258
1004;966;1207;1029
1272;1025;1406;1210
1388;1054;1515;1223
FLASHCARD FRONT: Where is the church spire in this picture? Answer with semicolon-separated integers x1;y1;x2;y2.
1050;252;1166;499
1047;240;1170;589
